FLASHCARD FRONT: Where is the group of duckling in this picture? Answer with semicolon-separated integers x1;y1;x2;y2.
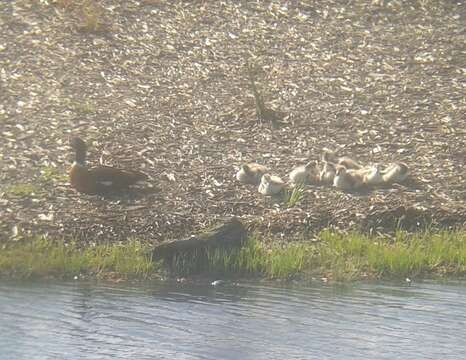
236;149;409;195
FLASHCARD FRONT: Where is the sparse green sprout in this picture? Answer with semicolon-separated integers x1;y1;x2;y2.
282;185;305;207
246;60;282;128
74;99;96;114
80;0;105;33
40;166;67;183
5;183;41;197
52;0;74;9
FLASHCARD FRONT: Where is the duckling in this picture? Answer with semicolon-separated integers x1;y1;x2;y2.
333;165;364;191
363;164;384;186
258;173;285;195
382;162;409;184
321;149;363;170
69;137;148;195
338;156;364;170
289;161;318;186
236;163;268;185
321;149;337;163
319;161;336;185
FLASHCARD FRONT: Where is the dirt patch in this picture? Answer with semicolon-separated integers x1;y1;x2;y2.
1;0;465;244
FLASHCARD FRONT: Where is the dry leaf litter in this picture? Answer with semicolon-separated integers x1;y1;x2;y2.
0;0;465;245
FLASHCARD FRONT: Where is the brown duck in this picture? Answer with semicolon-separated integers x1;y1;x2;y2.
69;137;148;195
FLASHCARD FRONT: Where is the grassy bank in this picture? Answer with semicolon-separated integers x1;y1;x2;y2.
1;230;465;281
0;238;157;280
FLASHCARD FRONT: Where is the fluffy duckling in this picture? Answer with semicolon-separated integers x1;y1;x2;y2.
338;156;364;170
289;161;318;186
69;137;148;195
236;163;268;185
333;166;364;191
321;149;337;163
319;161;336;185
321;149;364;170
382;162;409;184
258;173;285;195
363;164;384;186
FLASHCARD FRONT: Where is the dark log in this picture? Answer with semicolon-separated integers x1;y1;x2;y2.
152;217;247;261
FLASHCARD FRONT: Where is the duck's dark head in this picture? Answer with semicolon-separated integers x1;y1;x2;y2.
70;136;87;165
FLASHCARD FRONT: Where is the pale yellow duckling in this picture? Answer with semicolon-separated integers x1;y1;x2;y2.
289;161;318;186
363;164;384;186
382;162;409;184
258;173;285;195
333;165;364;191
319;161;336;185
236;163;268;185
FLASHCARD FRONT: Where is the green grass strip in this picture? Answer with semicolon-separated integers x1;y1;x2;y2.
1;229;465;280
0;238;157;279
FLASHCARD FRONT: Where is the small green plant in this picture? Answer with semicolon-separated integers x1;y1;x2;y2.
5;183;41;197
246;60;281;128
282;185;305;207
53;0;75;9
80;0;105;33
40;166;67;183
74;99;96;114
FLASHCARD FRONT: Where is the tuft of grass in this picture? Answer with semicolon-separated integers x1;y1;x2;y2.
79;0;105;33
74;99;96;114
5;183;42;197
53;0;75;9
282;185;305;207
40;166;68;183
51;0;107;33
0;238;158;280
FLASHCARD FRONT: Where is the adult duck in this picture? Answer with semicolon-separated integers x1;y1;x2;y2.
69;137;148;195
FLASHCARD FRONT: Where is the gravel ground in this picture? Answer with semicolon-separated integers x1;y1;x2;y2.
0;0;465;244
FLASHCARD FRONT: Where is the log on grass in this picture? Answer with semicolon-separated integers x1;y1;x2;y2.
152;217;247;261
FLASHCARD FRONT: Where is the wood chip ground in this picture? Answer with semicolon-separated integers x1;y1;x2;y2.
1;0;465;244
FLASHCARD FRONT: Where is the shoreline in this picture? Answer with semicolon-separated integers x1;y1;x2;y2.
1;229;465;282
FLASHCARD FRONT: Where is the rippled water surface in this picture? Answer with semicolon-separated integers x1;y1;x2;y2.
1;279;466;359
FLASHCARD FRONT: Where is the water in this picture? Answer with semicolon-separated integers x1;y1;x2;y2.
1;279;466;359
